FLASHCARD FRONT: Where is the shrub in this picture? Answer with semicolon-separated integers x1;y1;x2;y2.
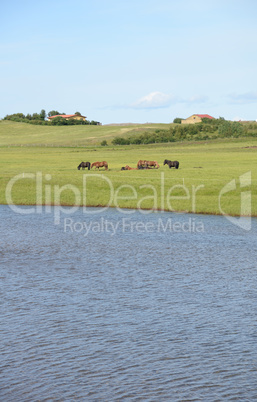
3;110;101;126
218;121;244;137
101;140;108;146
129;137;142;144
173;118;183;124
112;137;130;145
51;116;68;126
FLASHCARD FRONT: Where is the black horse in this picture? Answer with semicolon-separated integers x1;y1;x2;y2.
163;159;179;169
77;161;91;170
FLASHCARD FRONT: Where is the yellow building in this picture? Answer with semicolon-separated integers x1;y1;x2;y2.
48;114;87;121
181;114;214;124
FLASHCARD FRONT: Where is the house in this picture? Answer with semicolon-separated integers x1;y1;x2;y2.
181;114;214;124
48;114;87;121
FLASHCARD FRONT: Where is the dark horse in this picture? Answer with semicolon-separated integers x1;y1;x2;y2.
77;161;91;170
163;159;179;169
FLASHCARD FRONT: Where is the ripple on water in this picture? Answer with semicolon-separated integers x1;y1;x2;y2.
1;206;257;400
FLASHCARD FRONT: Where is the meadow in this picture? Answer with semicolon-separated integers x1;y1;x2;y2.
0;120;168;146
1;121;257;216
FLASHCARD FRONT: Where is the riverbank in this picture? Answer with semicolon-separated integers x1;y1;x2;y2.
1;137;257;217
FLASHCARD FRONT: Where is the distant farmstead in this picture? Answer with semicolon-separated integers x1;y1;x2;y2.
48;114;87;121
182;114;214;124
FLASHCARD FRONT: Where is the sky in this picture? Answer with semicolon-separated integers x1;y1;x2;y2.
1;0;257;124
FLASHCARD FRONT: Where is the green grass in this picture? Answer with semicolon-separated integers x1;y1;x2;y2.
1;121;257;217
0;120;170;146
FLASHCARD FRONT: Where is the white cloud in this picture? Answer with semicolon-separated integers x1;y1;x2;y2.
228;91;257;104
132;91;173;109
115;91;209;111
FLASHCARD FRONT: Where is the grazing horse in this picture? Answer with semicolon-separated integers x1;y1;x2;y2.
137;160;148;169
146;160;160;169
77;161;91;170
91;161;108;170
163;159;179;169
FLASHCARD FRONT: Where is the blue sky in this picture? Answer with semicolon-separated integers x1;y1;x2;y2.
1;0;257;124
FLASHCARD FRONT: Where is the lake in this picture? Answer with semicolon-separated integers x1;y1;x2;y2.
1;205;257;400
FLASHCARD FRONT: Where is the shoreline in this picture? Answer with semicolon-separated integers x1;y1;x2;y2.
2;202;254;218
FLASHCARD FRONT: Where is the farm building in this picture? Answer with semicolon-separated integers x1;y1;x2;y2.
181;114;214;124
48;114;87;121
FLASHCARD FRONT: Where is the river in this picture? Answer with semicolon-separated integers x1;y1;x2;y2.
1;205;257;400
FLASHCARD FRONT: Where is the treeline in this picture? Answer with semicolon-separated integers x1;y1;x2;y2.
112;119;257;145
3;110;100;125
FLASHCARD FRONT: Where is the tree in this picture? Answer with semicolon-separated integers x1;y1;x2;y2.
173;118;183;124
4;113;25;120
48;110;63;117
75;111;81;116
40;109;46;120
218;121;244;137
50;116;67;125
32;113;41;120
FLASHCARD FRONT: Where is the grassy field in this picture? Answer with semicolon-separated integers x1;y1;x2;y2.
0;120;169;146
1;121;257;216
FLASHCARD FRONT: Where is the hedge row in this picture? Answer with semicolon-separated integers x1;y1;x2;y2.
112;120;257;145
3;111;100;125
3;116;99;126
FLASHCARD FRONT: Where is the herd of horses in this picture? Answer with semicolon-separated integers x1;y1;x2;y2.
78;159;179;171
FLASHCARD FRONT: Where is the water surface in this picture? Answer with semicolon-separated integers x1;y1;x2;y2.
1;205;257;400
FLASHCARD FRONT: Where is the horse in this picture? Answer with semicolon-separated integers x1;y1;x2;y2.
121;165;137;170
145;160;160;169
91;161;108;170
77;161;91;170
137;160;148;169
125;165;137;170
163;159;179;169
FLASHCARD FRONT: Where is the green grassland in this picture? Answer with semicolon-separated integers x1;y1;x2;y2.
1;121;257;216
0;120;169;146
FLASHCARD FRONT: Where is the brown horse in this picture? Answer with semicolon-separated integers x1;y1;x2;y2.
146;160;160;168
121;165;137;170
91;161;108;170
125;165;137;170
137;160;148;169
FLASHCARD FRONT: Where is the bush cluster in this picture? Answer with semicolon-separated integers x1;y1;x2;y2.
218;121;246;137
3;110;100;126
112;119;257;145
50;117;99;126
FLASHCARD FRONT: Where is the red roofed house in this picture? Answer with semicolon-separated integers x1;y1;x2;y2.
181;114;214;124
48;114;87;122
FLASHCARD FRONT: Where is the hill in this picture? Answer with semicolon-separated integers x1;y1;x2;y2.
0;121;170;147
1;120;257;148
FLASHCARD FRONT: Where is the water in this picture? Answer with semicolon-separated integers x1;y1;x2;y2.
1;205;257;401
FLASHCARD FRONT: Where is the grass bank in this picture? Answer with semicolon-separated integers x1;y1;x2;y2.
1;128;257;216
